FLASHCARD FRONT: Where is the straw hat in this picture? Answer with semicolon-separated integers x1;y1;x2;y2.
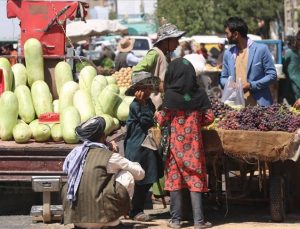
154;23;186;46
125;71;160;96
117;37;135;52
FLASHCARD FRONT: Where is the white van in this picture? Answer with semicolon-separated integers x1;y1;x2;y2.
130;36;153;58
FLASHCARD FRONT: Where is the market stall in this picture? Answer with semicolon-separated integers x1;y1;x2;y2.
202;128;300;222
0;20;133;181
201;99;300;222
203;129;300;161
0;10;298;222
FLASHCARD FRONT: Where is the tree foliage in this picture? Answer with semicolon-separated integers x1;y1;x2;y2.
156;0;284;35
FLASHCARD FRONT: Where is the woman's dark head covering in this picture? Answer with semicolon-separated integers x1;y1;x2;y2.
162;58;211;111
75;117;106;142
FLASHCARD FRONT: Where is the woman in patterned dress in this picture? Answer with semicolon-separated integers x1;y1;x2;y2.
155;58;214;229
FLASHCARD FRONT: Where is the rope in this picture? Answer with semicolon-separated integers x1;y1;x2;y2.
49;1;84;64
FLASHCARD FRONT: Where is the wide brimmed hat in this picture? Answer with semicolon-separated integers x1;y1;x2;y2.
125;71;160;96
117;37;135;52
154;23;186;46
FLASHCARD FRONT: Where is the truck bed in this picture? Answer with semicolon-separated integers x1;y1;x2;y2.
0;128;126;182
0;140;77;182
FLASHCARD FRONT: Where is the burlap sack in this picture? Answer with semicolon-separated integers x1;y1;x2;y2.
219;129;294;161
202;129;223;153
201;129;299;162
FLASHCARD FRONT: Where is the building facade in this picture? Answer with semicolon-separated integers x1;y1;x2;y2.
87;0;107;8
86;0;157;35
86;0;157;18
284;0;300;35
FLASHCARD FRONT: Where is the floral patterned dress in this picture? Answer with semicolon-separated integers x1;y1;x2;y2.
156;109;214;192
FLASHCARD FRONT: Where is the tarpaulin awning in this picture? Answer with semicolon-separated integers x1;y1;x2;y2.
66;19;128;43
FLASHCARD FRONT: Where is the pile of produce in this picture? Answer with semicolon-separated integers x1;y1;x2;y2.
98;67;115;76
217;104;300;132
203;98;234;130
208;99;300;132
0;38;134;144
112;67;133;88
210;98;234;119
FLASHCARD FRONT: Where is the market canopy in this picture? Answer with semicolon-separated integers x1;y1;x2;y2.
191;35;225;44
191;34;261;44
66;19;128;43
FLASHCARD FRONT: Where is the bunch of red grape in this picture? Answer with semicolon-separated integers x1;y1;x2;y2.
210;98;234;119
217;104;300;132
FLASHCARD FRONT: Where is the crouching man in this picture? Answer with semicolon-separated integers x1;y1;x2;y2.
62;117;145;229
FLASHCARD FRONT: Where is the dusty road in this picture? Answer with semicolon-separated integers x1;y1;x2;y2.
0;202;299;229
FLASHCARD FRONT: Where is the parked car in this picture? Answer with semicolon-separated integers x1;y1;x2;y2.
129;36;153;58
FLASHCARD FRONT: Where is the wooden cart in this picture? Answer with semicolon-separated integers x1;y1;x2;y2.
202;129;300;222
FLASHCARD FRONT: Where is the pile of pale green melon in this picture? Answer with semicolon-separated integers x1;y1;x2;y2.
0;38;134;144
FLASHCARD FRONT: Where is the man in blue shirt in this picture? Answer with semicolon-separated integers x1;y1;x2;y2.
220;17;277;106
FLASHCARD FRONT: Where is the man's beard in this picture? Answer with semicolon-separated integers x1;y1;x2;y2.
228;39;238;45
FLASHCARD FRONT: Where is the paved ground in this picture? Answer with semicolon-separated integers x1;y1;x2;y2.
0;183;299;228
1;202;299;229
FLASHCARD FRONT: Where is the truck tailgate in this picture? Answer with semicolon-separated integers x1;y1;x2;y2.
0;141;77;182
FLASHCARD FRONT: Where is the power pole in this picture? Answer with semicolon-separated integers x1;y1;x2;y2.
140;0;145;14
115;0;118;17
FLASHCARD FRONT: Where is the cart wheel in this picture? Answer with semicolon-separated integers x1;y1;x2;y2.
269;175;286;222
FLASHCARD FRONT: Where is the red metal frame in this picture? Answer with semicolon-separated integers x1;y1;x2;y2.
7;0;88;56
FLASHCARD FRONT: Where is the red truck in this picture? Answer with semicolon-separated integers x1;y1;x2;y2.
0;141;73;182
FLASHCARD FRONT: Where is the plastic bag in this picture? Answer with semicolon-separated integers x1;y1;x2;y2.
141;126;161;150
221;76;245;107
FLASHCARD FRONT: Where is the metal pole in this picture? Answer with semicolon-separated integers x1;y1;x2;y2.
115;0;118;17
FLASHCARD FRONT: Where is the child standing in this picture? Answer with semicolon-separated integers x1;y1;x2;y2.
156;58;214;229
124;71;162;221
